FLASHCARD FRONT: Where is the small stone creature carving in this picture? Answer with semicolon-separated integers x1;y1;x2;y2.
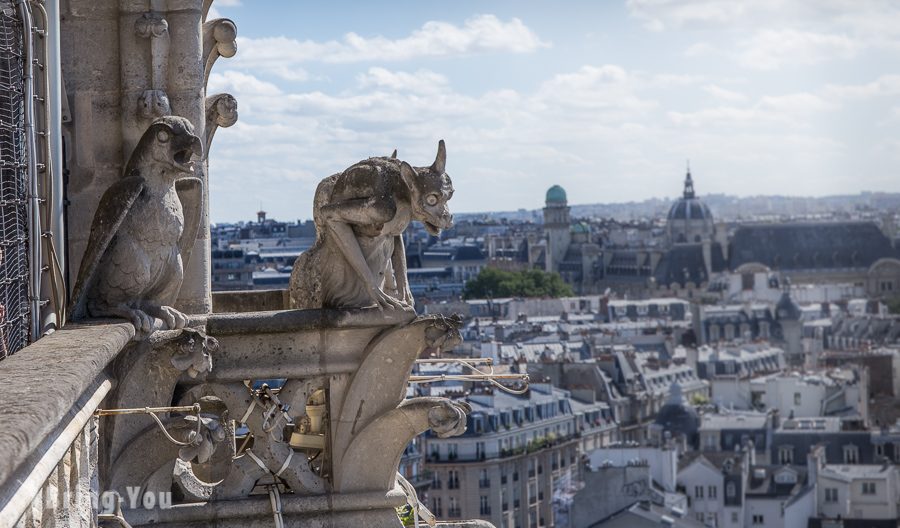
70;116;203;335
428;400;471;438
290;141;454;310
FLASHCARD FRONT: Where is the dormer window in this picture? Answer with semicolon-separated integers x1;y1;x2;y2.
778;445;794;465
843;444;859;464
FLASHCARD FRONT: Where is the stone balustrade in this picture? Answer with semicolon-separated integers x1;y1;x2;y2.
0;291;491;527
0;323;133;527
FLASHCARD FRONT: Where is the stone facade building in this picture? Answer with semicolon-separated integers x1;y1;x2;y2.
425;383;615;528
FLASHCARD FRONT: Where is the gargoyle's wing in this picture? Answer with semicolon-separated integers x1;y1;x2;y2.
69;176;145;320
176;176;203;263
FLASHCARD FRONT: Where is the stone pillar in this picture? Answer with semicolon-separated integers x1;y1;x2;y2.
61;2;125;286
166;0;210;314
64;1;215;314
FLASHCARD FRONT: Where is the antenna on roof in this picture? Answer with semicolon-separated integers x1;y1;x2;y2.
683;160;695;199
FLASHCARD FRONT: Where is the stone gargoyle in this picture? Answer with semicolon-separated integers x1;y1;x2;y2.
290;141;454;311
69;116;203;335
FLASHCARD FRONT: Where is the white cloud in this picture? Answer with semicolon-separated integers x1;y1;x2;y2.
536;65;658;119
626;0;777;31
667;92;834;128
208;70;282;97
632;0;900;69
627;0;900;33
824;74;900;99
703;84;748;103
226;14;547;81
357;67;449;94
736;29;860;70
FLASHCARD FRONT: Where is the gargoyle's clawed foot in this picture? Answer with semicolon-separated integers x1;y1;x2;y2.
147;305;189;330
371;287;413;312
121;307;155;335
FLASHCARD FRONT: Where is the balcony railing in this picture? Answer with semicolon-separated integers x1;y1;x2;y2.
0;300;491;527
0;322;133;526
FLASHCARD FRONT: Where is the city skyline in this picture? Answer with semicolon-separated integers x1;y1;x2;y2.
209;0;900;222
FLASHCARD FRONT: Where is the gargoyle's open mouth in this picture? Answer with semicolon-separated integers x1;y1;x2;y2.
174;149;193;165
172;148;197;173
424;221;442;236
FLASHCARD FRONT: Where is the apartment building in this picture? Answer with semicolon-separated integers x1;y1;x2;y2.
425;383;615;528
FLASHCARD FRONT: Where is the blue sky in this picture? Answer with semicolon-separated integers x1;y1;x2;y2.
207;0;900;223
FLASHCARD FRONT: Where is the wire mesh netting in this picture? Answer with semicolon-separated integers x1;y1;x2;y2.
0;1;31;358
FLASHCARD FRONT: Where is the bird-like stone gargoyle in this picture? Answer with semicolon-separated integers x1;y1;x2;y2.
290;141;454;311
70;116;203;335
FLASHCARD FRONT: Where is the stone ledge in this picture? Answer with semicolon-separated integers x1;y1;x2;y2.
212;289;287;313
125;487;408;525
0;322;134;494
206;306;416;335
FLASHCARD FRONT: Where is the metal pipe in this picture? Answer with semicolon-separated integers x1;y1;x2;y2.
94;404;200;416
408;374;528;382
16;0;42;342
415;358;493;364
37;0;65;329
27;0;63;335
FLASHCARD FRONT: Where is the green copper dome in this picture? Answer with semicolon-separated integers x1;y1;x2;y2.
571;222;590;234
546;185;567;205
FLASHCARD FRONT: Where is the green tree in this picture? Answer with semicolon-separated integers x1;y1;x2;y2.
463;267;574;299
887;296;900;315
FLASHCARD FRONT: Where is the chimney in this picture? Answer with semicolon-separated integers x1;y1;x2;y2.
807;444;824;485
702;241;712;278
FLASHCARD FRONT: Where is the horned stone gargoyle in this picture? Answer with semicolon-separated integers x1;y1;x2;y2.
70;116;203;335
290;141;454;310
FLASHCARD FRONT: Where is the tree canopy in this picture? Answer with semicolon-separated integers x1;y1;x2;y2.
463;267;574;300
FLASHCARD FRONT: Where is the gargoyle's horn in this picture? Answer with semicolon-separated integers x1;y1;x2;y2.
431;139;446;173
391;149;398;159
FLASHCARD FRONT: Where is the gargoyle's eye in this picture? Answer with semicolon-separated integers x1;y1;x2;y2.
157;130;170;143
425;194;439;207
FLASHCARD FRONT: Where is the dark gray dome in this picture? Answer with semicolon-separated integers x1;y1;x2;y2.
654;383;700;438
776;282;802;321
668;166;712;221
668;198;712;221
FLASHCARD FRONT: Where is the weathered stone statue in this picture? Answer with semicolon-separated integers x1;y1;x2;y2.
290;141;454;310
69;116;203;334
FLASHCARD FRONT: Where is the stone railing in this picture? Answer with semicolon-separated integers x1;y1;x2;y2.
0;322;133;527
0;290;493;527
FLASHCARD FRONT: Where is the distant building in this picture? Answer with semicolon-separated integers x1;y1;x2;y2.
677;451;748;528
813;443;900;523
210;248;254;290
535;170;726;298
769;417;879;466
666;166;715;245
729;222;900;301
750;368;868;422
571;445;685;527
424;383;615;528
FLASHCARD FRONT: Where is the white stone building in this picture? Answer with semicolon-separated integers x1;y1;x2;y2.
816;462;900;521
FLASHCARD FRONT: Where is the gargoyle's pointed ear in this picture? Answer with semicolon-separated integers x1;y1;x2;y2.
390;149;398;159
431;139;446;174
400;161;417;188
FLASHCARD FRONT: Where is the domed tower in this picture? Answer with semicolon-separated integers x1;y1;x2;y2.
543;185;571;272
651;382;700;448
667;164;714;245
776;279;803;366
